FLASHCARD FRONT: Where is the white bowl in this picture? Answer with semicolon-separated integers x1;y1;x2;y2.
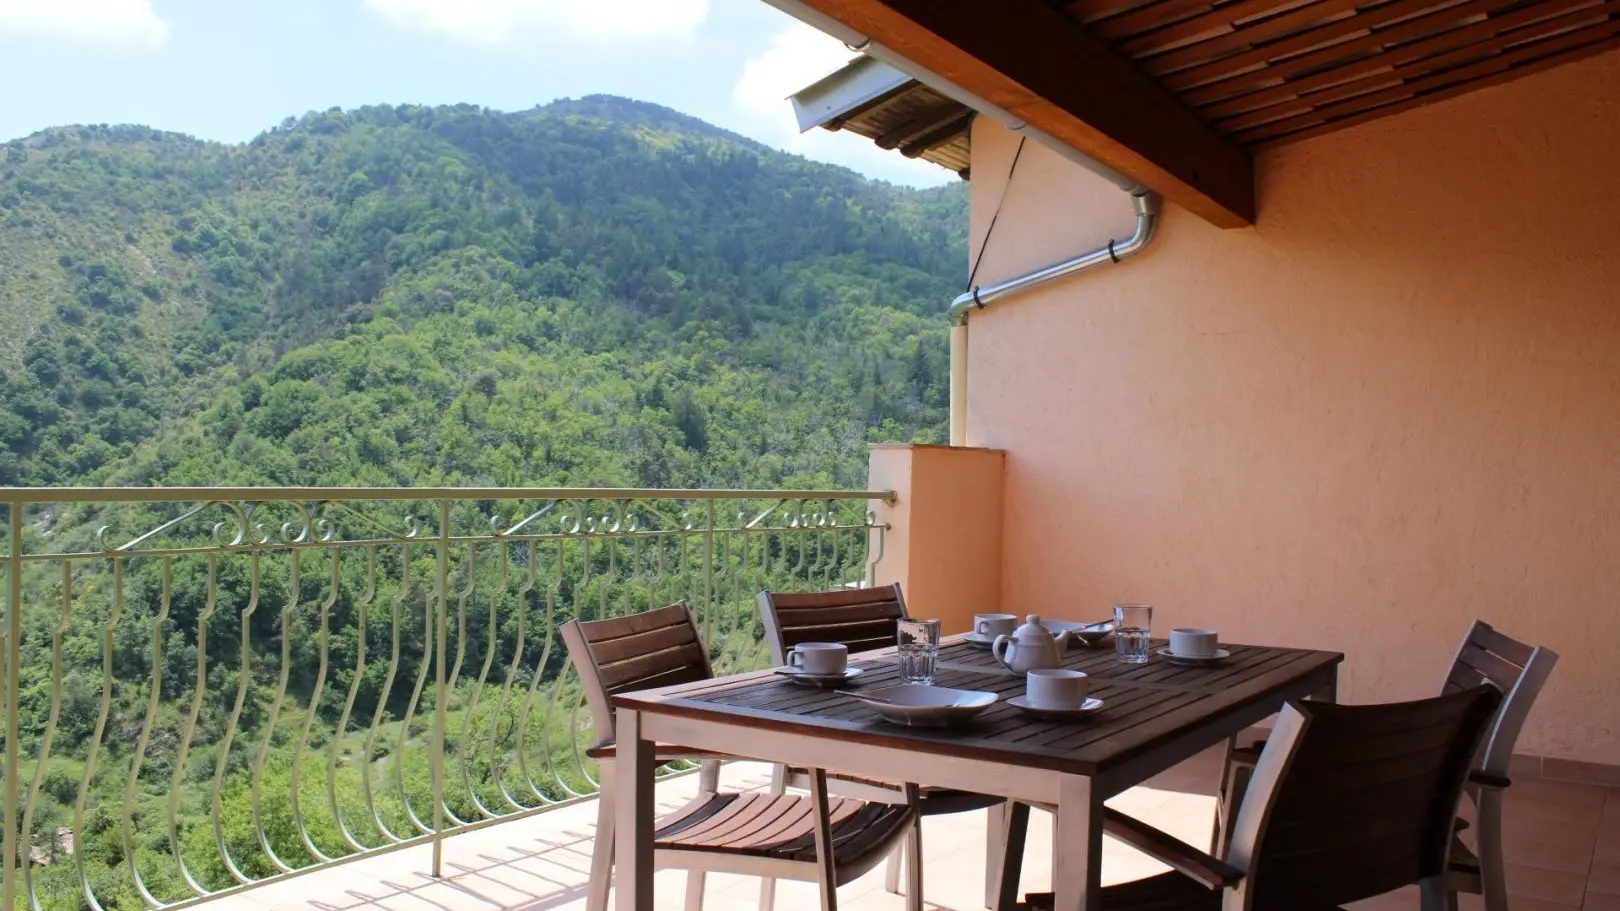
848;685;998;727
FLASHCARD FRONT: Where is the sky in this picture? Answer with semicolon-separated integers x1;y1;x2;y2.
0;0;954;188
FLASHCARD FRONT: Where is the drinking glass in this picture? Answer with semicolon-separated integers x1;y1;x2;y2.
897;618;942;684
1114;604;1153;664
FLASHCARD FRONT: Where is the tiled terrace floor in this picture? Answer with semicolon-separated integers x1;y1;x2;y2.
206;745;1620;911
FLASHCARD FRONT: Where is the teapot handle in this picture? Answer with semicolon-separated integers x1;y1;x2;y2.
991;634;1012;668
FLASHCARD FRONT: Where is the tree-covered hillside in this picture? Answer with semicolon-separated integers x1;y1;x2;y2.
0;96;967;490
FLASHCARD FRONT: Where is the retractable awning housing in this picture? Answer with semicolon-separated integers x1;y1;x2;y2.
789;56;973;179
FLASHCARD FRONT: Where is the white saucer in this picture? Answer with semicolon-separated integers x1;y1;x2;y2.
1008;695;1104;720
1157;647;1230;666
963;632;1002;647
774;666;866;687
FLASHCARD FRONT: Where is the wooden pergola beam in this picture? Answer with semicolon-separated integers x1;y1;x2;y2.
786;0;1256;227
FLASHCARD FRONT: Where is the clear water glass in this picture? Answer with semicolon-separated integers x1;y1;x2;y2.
1114;603;1153;664
897;618;942;684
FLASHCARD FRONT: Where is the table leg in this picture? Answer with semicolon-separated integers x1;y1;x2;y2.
614;709;655;911
1052;775;1102;911
993;802;1030;911
1312;667;1339;703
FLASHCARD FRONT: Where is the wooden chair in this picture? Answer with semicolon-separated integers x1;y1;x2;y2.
562;601;922;911
1019;684;1503;911
1212;620;1557;911
757;584;1012;908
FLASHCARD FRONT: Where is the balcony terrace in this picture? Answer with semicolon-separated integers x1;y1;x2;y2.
1;483;1615;911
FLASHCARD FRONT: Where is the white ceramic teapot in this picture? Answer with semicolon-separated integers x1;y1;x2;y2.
991;615;1071;673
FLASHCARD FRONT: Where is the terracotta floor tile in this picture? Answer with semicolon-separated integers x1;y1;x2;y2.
1601;791;1620;841
1602;817;1620;843
1510;754;1544;780
1340;887;1509;910
1596;839;1620;867
1497;901;1583;911
1507;863;1591;906
1505;780;1610;831
1502;820;1598;874
1589;862;1620;896
1510;779;1614;811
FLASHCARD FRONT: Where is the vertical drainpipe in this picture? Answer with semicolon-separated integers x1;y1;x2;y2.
949;322;970;445
946;192;1161;446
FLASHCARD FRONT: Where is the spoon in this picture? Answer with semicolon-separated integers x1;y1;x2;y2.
838;690;897;703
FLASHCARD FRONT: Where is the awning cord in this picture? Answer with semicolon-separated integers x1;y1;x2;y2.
965;135;1026;308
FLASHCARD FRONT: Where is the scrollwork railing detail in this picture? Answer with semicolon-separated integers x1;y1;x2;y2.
0;486;887;911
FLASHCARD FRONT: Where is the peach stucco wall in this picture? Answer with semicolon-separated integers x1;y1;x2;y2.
869;444;1005;635
964;50;1620;765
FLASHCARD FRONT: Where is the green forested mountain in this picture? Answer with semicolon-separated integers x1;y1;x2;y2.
0;96;967;491
0;97;965;911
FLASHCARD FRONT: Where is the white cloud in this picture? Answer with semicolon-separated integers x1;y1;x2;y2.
0;0;168;47
731;22;951;188
362;0;709;44
731;21;856;124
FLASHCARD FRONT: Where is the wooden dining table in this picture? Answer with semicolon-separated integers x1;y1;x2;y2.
612;636;1343;911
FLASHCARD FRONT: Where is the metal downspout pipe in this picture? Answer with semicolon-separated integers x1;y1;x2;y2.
947;192;1161;445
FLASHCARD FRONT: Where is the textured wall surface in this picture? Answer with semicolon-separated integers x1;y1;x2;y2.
870;444;1005;634
964;50;1620;764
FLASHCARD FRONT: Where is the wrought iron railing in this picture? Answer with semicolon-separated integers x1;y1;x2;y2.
0;487;889;910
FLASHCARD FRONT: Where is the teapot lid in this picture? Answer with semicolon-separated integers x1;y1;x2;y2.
1012;614;1051;639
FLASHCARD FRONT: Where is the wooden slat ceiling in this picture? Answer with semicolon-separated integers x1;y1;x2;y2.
1061;0;1620;147
821;81;974;178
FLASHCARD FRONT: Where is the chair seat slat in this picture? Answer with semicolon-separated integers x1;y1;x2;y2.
654;791;910;867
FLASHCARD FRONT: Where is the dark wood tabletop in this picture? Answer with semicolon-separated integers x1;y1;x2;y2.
614;637;1343;786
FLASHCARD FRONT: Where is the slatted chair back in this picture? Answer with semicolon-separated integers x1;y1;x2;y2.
1226;685;1501;911
757;583;908;665
1439;620;1558;778
561;602;713;745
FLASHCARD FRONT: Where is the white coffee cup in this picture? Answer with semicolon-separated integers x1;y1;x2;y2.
974;613;1018;639
1026;668;1091;709
1169;628;1219;658
788;642;848;675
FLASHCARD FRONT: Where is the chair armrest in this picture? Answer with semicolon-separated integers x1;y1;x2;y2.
1468;769;1511;789
1102;808;1244;889
1227;743;1264;768
584;741;735;762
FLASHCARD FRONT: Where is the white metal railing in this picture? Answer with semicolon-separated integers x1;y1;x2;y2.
0;487;889;910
